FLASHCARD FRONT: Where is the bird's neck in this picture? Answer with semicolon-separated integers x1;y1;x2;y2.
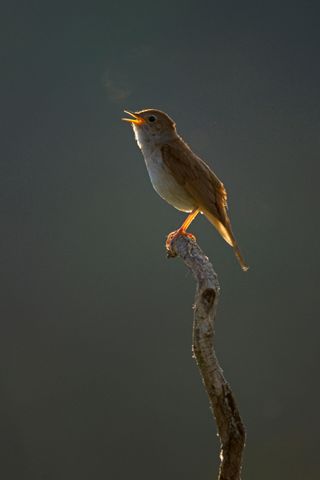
133;125;178;156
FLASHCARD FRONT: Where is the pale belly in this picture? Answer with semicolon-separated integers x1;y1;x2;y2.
143;148;196;212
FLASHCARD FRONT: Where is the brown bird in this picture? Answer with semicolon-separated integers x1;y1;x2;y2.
122;109;248;271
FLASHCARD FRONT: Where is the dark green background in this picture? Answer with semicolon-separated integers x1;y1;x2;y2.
1;1;319;478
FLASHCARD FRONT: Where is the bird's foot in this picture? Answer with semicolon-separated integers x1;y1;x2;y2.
166;229;196;253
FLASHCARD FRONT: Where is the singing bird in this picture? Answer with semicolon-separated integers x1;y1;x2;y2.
122;109;248;271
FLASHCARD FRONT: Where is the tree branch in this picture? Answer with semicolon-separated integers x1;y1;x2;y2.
168;235;246;480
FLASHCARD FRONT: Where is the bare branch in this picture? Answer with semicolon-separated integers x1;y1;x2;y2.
168;235;246;480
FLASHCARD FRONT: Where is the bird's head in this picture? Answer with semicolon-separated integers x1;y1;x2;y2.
122;108;176;145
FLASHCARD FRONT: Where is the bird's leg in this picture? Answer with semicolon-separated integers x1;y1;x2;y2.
166;209;200;251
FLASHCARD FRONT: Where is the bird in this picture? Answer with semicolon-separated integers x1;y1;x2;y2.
122;108;248;271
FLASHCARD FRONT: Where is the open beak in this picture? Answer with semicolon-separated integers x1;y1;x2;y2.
122;110;146;125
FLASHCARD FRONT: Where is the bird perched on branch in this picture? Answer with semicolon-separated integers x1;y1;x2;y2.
122;108;248;271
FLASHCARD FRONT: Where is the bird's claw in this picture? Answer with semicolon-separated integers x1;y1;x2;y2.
166;229;196;253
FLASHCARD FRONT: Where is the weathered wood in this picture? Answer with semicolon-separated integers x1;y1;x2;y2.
168;235;246;480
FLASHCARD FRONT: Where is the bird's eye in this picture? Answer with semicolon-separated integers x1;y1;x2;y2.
148;115;157;122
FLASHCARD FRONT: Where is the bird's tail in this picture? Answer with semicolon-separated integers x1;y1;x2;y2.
202;209;249;272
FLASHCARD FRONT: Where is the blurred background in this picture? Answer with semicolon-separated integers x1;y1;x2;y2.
1;1;320;479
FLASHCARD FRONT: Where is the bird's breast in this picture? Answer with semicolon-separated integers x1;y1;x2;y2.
141;146;195;213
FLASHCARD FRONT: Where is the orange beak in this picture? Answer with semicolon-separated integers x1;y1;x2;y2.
122;110;146;125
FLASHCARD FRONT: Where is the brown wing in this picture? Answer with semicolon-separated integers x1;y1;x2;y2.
161;141;232;243
161;141;249;271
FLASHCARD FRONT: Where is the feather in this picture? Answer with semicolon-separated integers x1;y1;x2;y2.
161;140;249;271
